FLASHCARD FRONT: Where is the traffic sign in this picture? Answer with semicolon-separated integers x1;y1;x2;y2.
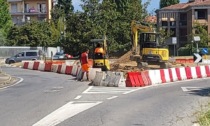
193;53;202;63
201;48;208;54
172;37;177;44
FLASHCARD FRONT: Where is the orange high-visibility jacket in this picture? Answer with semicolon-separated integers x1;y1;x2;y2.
94;47;104;54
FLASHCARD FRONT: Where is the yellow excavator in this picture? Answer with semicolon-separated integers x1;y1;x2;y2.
130;20;169;68
90;36;110;71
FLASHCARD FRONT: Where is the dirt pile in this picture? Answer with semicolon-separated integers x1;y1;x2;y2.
114;51;132;63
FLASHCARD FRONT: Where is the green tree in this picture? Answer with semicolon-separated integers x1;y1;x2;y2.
7;21;55;47
160;0;180;8
0;0;12;45
192;22;209;47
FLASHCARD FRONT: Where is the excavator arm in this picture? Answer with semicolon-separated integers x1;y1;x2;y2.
131;20;153;55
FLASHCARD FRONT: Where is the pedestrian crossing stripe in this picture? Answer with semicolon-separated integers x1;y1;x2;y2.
82;86;139;94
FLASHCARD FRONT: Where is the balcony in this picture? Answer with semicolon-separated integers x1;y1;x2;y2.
24;8;47;15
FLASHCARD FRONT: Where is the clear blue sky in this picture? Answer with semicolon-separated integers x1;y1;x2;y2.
72;0;188;13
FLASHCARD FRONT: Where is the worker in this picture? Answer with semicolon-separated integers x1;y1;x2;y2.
95;43;105;54
79;49;90;81
94;43;104;59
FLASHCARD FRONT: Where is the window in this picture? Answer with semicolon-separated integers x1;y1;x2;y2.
170;21;176;26
37;3;46;13
24;4;29;12
11;3;17;13
180;13;187;21
162;21;168;26
26;52;38;56
195;9;207;19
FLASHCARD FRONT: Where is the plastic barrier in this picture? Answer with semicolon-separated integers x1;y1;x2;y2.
160;69;166;83
65;66;73;75
60;64;67;74
51;64;59;73
200;66;207;78
141;71;151;86
57;65;62;73
179;67;187;80
205;65;210;77
169;68;178;82
126;72;144;87
23;62;29;69
88;68;102;81
175;68;181;80
71;65;78;76
190;67;197;79
92;71;106;86
33;61;40;70
28;61;34;70
185;67;192;79
102;72;125;87
163;69;171;83
195;66;202;78
38;63;45;71
148;70;156;85
65;60;77;65
44;63;52;72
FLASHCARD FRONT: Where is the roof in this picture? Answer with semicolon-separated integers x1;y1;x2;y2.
160;0;210;10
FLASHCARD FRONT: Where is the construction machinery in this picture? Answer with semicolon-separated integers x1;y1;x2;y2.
90;36;110;71
130;20;169;68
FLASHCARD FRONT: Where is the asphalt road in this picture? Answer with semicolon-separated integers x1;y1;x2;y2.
0;67;89;126
1;67;210;126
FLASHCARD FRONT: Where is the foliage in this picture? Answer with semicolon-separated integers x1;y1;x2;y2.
63;0;149;56
0;0;12;45
159;0;180;8
51;0;74;23
7;21;54;47
193;22;209;48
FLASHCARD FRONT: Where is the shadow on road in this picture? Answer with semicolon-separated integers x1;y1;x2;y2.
188;87;210;97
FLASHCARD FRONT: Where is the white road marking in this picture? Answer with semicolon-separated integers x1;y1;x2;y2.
74;95;82;99
82;86;93;93
83;86;139;94
0;77;24;90
181;87;203;92
107;96;118;100
32;101;102;126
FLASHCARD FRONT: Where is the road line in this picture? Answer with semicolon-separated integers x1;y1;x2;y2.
32;101;102;126
107;96;118;100
74;95;82;99
0;77;23;90
82;86;93;94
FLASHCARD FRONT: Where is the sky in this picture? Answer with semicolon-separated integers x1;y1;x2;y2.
72;0;189;13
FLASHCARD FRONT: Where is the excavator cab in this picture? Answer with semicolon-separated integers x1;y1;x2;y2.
130;20;169;68
90;37;110;71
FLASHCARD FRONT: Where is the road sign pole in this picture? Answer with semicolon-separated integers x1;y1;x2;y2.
196;42;199;53
174;44;176;56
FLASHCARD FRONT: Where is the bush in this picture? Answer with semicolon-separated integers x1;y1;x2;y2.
177;47;210;56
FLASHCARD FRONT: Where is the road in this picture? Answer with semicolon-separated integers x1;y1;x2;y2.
1;67;210;126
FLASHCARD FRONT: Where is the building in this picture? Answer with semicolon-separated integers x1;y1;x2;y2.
7;0;54;25
156;0;210;56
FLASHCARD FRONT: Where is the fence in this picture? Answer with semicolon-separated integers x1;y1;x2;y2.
0;46;61;58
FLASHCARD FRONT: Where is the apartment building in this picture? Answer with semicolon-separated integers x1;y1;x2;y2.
156;0;210;55
7;0;54;25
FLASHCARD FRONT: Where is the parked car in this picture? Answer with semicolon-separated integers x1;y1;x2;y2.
53;52;73;60
5;50;41;64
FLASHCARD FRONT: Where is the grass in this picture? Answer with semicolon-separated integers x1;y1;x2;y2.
198;108;210;126
198;103;210;126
